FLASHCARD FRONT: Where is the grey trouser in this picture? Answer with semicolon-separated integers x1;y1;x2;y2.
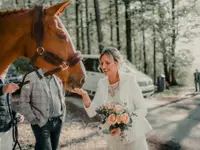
194;81;200;91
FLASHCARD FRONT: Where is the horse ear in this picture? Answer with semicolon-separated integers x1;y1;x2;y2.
46;0;71;16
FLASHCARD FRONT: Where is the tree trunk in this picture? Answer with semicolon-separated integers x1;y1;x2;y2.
115;0;120;50
85;0;91;54
133;32;137;66
162;40;170;83
132;8;137;66
153;7;157;85
124;1;132;62
80;8;85;53
27;0;31;8
140;0;147;74
153;25;156;85
15;0;18;5
76;0;80;50
94;0;104;53
90;13;94;40
171;0;178;85
138;33;142;71
109;0;114;45
142;28;147;74
158;1;170;84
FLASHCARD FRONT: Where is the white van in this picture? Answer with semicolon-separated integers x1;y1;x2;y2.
82;54;154;98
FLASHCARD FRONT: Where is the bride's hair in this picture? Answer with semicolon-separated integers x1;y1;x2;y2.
99;47;123;64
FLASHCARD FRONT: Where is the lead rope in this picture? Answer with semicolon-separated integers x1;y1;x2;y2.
6;94;21;150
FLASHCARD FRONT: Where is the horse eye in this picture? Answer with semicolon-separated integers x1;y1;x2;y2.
56;33;67;40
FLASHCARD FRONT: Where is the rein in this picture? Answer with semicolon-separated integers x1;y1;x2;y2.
6;94;21;150
30;5;83;79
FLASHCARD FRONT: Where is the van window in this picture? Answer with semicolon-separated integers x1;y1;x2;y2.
83;58;100;72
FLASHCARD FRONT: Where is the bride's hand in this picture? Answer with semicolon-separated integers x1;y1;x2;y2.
72;88;87;97
72;88;91;107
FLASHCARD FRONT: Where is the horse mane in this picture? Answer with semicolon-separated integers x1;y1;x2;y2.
0;8;30;17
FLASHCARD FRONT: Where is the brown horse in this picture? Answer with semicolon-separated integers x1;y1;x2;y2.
0;0;86;91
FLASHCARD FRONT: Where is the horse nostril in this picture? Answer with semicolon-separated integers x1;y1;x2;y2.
80;76;85;84
68;76;85;88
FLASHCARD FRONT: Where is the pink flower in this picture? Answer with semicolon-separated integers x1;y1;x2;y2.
105;103;112;110
114;105;122;112
121;113;130;124
110;128;121;136
116;115;122;124
107;114;117;125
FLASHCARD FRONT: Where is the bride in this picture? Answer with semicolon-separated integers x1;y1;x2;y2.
73;47;152;150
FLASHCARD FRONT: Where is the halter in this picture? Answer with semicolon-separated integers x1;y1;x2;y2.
30;5;83;79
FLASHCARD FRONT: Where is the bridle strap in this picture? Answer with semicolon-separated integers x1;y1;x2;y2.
29;52;43;79
36;47;83;67
41;51;83;76
32;5;44;47
30;48;83;77
30;5;45;79
42;50;64;66
66;51;83;66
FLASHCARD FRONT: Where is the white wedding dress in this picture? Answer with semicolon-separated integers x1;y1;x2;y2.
102;82;148;150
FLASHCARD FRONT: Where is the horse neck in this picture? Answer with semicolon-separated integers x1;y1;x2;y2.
0;10;32;74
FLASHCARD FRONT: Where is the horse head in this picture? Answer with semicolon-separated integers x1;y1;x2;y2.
26;1;86;90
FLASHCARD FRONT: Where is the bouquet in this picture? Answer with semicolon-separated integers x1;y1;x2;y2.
96;102;134;138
